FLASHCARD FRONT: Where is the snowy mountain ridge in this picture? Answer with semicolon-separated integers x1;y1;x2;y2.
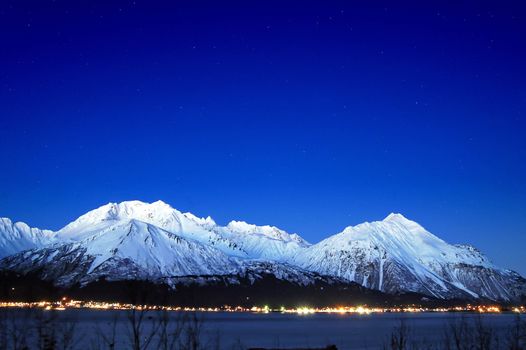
1;200;524;301
0;217;55;258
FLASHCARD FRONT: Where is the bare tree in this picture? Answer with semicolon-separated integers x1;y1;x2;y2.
94;312;120;350
385;319;410;350
473;314;496;350
0;308;33;350
156;310;186;350
179;312;204;350
56;314;81;350
34;309;59;350
126;307;160;350
443;315;470;350
505;314;526;350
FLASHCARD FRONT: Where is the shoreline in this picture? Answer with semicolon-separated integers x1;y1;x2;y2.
1;300;524;314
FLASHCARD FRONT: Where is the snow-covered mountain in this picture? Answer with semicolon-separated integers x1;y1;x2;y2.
54;200;307;261
1;201;524;301
293;213;526;301
0;201;310;287
1;219;240;286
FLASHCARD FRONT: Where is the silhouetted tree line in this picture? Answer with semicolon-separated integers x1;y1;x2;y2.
0;309;525;350
385;315;526;350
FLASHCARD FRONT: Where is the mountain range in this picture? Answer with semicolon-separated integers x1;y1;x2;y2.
1;200;524;303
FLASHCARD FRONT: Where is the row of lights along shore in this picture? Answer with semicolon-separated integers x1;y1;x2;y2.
0;299;524;314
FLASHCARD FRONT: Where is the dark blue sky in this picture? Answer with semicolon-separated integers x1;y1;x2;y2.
1;1;525;274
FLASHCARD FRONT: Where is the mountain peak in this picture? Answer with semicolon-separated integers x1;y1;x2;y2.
340;213;417;235
150;199;170;207
383;213;410;222
381;213;429;233
56;200;182;237
113;199;170;209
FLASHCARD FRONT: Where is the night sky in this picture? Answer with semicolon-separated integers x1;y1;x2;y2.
1;1;525;274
